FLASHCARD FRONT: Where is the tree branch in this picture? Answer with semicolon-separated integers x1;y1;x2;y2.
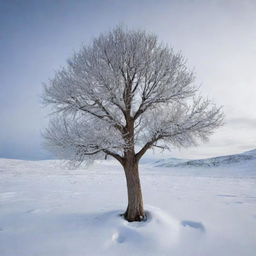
103;149;124;165
135;136;161;161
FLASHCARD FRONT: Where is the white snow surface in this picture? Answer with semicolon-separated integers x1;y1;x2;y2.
0;157;256;256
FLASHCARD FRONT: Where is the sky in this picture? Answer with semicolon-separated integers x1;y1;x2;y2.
0;0;256;160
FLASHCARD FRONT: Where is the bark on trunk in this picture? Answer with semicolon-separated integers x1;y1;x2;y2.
123;158;145;222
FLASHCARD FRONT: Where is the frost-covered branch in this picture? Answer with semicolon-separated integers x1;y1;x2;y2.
135;97;223;160
43;116;125;163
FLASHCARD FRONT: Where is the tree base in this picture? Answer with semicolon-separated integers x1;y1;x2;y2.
121;210;147;222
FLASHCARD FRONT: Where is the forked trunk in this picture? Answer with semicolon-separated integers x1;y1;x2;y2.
123;158;145;222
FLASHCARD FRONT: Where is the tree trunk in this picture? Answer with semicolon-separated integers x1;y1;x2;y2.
123;157;145;222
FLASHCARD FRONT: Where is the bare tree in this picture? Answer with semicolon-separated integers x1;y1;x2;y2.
43;26;223;222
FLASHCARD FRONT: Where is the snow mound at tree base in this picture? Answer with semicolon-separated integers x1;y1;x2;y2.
106;206;179;248
93;205;206;255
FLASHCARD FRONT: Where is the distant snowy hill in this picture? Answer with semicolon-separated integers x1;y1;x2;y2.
154;149;256;168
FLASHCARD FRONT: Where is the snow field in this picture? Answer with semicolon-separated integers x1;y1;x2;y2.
0;159;255;255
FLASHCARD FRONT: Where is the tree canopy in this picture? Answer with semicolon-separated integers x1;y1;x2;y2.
43;26;223;165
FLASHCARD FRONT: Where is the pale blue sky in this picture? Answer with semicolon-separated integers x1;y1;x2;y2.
1;0;256;160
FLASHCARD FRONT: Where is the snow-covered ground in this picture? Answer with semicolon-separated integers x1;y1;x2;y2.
0;155;256;256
